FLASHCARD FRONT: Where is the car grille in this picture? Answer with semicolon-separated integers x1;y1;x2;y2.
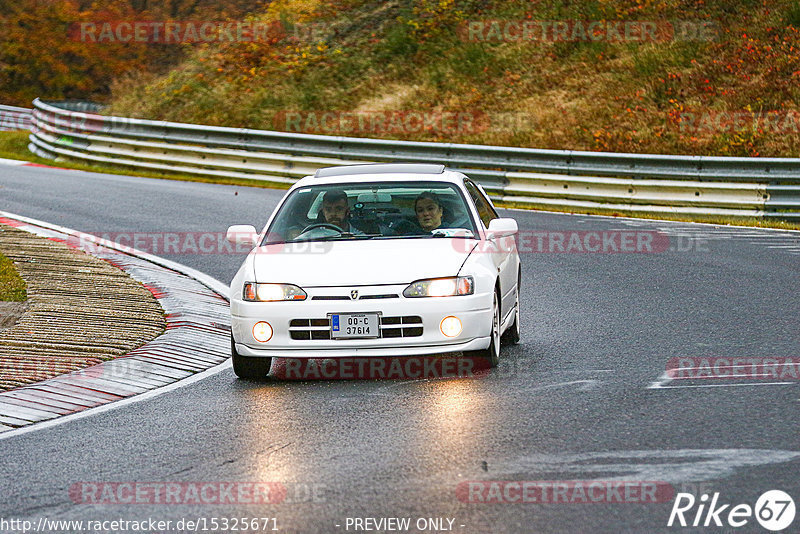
289;316;423;340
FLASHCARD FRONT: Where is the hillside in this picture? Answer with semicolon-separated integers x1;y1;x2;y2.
101;1;800;156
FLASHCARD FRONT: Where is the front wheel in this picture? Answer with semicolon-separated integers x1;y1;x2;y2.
231;336;272;379
467;290;500;367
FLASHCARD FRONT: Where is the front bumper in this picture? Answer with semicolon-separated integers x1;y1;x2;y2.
235;337;490;358
231;284;492;358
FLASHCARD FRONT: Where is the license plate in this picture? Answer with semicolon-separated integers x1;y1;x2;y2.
330;313;380;339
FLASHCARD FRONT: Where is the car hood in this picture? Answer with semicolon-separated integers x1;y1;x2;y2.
251;238;478;286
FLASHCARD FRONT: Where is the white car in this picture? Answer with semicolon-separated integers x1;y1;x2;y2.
226;163;521;379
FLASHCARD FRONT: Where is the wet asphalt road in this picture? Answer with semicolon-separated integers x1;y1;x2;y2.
0;165;799;534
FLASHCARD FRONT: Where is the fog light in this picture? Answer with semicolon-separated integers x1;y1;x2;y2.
253;321;273;343
440;316;462;337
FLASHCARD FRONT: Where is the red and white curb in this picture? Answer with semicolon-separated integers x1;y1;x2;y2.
0;212;231;432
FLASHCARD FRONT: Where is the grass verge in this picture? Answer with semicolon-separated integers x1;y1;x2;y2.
0;252;26;302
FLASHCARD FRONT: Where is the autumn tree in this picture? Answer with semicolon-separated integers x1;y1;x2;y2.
0;0;264;106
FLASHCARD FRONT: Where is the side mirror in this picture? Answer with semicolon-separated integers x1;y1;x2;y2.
486;218;518;239
226;225;259;247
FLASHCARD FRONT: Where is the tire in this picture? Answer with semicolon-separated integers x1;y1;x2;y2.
501;272;521;345
231;336;272;379
469;289;501;367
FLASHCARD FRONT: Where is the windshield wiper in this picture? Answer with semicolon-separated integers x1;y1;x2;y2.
328;233;382;240
290;233;382;242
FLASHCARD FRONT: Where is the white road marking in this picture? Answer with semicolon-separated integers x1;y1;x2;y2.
652;382;795;389
519;379;598;391
558;369;614;373
488;449;800;483
649;369;797;390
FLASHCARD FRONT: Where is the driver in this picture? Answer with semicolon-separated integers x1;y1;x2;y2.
319;190;364;234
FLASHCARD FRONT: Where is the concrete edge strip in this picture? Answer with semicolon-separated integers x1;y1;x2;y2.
0;157;32;166
0;156;75;171
0;212;232;439
0;359;232;440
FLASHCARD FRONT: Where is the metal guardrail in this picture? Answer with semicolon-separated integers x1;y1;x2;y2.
0;105;33;132
27;99;800;220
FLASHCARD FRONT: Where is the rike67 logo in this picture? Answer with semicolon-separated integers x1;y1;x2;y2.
668;490;795;531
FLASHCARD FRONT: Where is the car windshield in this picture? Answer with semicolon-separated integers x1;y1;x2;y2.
262;181;478;244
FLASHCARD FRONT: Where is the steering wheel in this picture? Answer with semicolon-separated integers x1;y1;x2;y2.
300;223;344;233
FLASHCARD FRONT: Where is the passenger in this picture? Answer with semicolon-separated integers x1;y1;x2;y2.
414;192;444;232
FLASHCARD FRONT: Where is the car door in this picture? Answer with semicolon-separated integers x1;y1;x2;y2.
463;179;517;321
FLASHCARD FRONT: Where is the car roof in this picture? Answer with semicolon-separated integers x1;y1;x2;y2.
294;164;466;188
315;163;445;177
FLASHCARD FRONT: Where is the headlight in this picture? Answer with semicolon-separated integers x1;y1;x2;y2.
403;276;474;298
243;283;307;302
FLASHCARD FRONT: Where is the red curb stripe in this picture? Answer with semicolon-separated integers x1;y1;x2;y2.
23;162;72;170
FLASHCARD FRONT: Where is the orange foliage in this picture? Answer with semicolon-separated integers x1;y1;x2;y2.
0;0;265;106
